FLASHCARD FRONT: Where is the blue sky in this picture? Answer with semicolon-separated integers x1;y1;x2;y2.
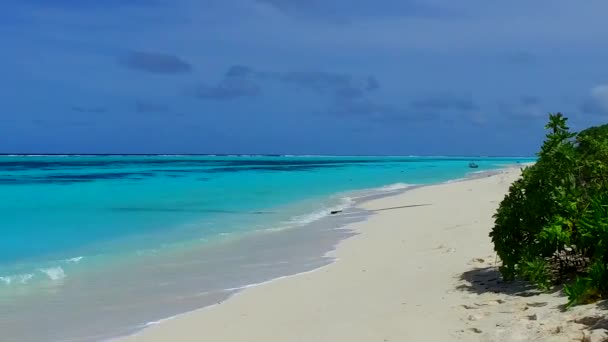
1;0;608;155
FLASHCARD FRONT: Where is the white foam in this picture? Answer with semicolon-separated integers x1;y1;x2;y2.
376;182;416;191
285;196;355;226
20;273;34;283
443;177;467;184
222;265;335;293
0;273;34;285
65;256;84;263
39;267;66;280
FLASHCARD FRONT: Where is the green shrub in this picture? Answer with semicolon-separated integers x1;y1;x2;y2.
490;113;608;306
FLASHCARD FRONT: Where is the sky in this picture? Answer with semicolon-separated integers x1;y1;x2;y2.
1;0;608;155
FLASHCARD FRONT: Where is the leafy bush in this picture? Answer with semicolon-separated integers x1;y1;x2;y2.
490;113;608;306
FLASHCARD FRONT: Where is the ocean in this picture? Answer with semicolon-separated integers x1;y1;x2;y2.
0;155;534;341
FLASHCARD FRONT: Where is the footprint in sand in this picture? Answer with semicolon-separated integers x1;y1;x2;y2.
461;304;479;310
467;314;483;321
469;257;485;265
526;313;539;321
435;244;457;254
471;299;505;307
526;302;548;308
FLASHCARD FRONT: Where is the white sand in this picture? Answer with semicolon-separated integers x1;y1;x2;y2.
121;168;607;342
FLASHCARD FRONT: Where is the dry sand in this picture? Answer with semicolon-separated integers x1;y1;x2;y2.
121;168;608;342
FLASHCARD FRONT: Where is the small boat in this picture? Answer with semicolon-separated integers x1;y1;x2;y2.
468;162;479;169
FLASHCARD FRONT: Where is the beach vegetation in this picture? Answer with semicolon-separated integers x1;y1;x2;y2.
490;113;608;306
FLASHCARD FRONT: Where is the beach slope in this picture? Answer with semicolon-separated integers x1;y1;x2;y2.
122;168;603;342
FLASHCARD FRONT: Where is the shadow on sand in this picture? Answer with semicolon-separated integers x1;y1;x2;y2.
569;300;608;331
456;266;546;297
369;204;432;212
457;267;608;331
457;268;608;340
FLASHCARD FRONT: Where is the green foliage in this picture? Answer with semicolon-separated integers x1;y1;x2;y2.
520;257;552;291
564;277;594;307
577;123;608;155
490;113;608;306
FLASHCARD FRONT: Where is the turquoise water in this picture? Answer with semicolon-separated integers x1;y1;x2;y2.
0;155;533;341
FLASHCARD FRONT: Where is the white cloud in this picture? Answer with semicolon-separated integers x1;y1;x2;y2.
588;84;608;113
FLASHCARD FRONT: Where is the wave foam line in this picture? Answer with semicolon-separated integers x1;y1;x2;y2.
286;197;354;226
0;273;34;285
39;267;66;280
376;182;416;191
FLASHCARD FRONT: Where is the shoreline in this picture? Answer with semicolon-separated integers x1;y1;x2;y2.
120;164;608;342
106;182;420;340
120;166;574;342
0;163;531;342
111;168;512;336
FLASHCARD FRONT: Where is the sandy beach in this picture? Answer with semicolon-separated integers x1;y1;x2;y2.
121;168;607;342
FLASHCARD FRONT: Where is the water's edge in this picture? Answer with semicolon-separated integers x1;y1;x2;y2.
109;166;517;342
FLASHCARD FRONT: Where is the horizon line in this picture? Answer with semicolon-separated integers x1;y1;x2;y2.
0;153;537;158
